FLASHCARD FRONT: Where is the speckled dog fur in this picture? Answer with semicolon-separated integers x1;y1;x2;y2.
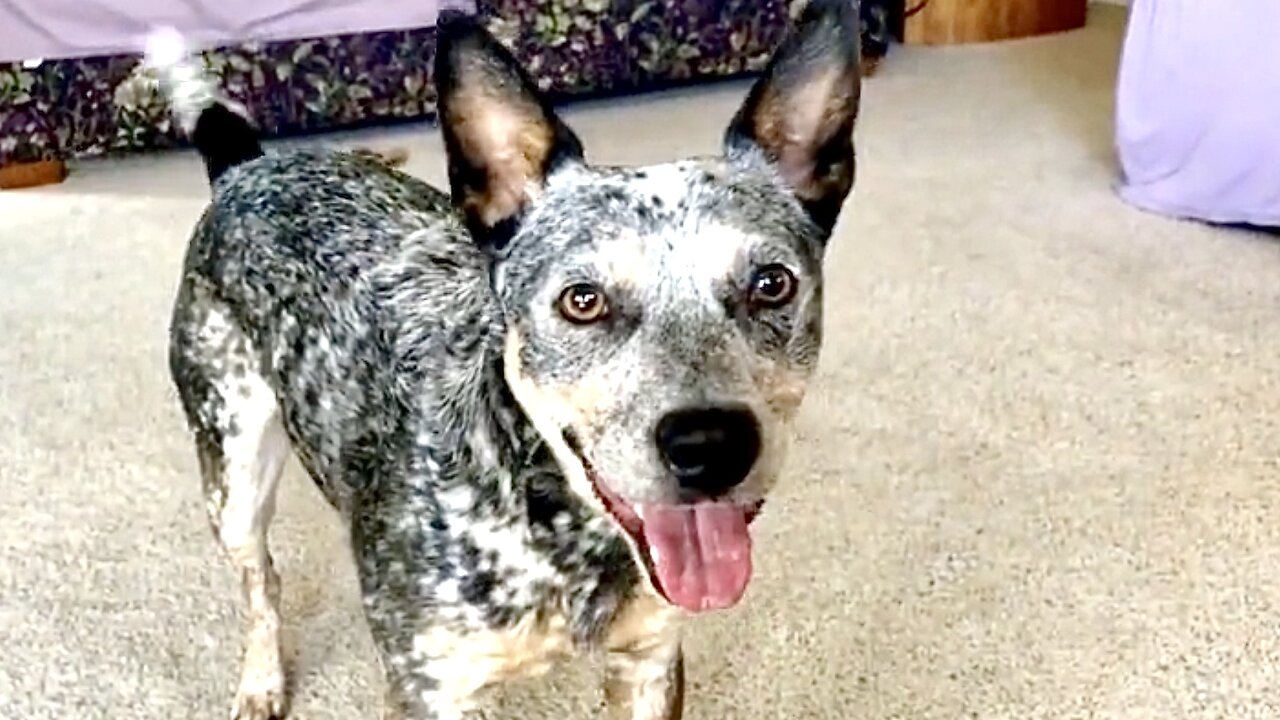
156;3;860;718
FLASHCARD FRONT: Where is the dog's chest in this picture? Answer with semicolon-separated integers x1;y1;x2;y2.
405;505;662;684
410;585;677;705
413;608;574;692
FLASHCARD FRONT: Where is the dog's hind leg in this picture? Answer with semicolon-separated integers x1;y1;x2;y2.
171;286;291;720
197;400;290;720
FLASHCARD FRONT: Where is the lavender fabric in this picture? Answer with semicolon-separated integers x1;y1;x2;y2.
0;0;471;63
1115;0;1280;226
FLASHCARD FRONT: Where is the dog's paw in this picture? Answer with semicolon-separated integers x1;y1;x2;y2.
231;672;287;720
231;686;286;720
232;629;287;720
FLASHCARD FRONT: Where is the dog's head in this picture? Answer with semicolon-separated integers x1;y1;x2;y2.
435;0;860;613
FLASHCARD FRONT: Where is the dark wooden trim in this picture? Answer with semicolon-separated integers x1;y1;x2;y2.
0;159;67;190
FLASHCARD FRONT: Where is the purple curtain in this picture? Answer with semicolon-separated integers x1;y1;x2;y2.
1115;0;1280;226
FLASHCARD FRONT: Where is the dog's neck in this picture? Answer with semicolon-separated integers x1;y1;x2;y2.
386;330;640;638
378;281;550;507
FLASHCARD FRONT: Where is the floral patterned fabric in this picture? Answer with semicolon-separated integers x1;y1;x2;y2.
487;0;789;96
0;0;890;169
1;26;445;167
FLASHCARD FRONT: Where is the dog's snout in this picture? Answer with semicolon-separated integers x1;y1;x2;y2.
655;405;761;498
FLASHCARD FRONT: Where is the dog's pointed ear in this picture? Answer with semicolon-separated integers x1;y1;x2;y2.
434;13;584;248
724;0;861;235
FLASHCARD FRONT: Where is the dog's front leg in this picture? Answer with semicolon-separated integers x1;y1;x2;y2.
604;635;685;720
379;669;479;720
373;624;525;720
364;610;484;720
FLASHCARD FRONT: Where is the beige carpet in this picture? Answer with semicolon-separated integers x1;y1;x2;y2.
4;6;1280;718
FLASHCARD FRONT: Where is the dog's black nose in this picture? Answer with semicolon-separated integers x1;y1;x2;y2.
655;405;761;498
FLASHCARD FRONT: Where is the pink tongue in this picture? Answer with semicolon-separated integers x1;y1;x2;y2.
640;503;753;613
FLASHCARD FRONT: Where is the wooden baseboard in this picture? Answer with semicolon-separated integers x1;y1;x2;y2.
905;0;1088;45
0;159;68;190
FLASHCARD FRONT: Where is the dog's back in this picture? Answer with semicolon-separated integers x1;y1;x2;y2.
170;145;493;498
144;23;498;503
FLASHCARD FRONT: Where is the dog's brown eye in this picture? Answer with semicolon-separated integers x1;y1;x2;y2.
558;283;609;324
749;265;798;309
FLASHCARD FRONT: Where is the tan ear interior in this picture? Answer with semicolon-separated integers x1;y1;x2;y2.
448;83;557;228
750;64;858;203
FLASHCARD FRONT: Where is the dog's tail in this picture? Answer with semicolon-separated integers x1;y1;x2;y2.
143;27;263;184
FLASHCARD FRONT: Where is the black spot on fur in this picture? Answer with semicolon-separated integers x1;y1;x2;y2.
191;104;264;184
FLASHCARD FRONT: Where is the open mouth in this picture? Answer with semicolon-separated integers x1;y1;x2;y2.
569;445;764;613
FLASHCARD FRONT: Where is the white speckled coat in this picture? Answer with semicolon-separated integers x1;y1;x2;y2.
156;3;861;718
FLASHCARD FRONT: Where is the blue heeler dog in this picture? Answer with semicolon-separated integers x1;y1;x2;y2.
150;2;860;718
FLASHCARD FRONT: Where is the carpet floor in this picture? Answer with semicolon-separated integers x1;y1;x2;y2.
4;6;1279;719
